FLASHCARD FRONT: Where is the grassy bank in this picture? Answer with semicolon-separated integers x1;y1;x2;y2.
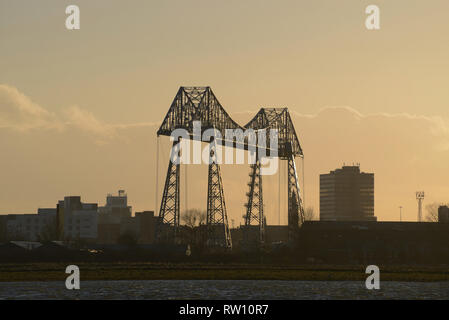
0;263;448;282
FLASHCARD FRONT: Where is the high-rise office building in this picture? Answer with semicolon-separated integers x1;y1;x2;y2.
320;165;376;221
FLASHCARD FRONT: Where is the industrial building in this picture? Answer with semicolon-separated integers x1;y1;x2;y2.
297;221;449;265
320;165;376;221
98;210;158;244
231;225;289;248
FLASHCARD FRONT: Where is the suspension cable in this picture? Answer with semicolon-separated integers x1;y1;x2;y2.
278;160;281;225
155;136;160;214
302;156;305;209
185;162;188;213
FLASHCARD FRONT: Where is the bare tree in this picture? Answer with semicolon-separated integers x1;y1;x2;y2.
304;207;316;221
181;209;206;248
425;202;448;222
182;209;206;228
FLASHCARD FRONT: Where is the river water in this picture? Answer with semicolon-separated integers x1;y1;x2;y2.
0;280;448;300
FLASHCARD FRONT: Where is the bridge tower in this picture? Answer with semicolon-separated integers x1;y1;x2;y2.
206;146;232;250
244;108;305;244
155;87;237;248
155;141;181;243
287;152;304;243
243;159;265;248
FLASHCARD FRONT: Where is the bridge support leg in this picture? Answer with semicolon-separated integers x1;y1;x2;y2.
156;141;181;244
206;150;232;250
287;155;305;243
243;160;265;249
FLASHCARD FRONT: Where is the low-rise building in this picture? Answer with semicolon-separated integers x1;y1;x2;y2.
98;190;132;224
1;209;56;241
297;221;449;265
135;211;158;244
438;205;449;223
97;211;158;244
96;190;157;244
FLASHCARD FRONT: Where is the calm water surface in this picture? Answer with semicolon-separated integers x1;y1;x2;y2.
0;280;448;300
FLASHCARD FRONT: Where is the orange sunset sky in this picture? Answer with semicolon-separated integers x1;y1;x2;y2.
1;0;449;225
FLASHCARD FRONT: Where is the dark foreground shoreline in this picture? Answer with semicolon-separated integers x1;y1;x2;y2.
1;263;448;282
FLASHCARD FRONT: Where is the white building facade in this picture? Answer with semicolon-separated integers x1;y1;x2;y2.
57;196;98;241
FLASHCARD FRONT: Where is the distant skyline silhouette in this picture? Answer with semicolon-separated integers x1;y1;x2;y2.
1;1;449;224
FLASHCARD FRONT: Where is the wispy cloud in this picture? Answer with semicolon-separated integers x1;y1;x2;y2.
0;84;158;144
62;105;116;140
0;84;60;131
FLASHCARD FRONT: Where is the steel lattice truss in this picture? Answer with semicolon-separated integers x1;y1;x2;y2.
155;141;180;243
243;160;265;247
158;87;302;158
244;108;303;158
158;87;242;136
206;147;232;250
288;156;305;242
156;87;305;248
